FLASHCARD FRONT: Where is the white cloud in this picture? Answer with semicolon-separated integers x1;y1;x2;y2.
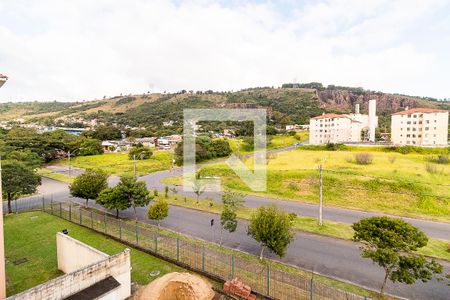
0;0;449;102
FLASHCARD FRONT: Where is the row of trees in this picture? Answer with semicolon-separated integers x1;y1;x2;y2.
67;170;444;297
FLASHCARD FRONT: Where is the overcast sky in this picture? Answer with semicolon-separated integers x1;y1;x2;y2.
1;0;449;102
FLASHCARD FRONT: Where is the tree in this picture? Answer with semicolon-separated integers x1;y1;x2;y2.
147;198;169;226
128;146;153;160
96;188;130;218
78;138;103;156
113;176;152;221
69;169;108;207
220;206;237;246
352;217;443;297
192;175;205;203
1;160;41;213
221;191;245;209
248;205;296;260
83;125;122;141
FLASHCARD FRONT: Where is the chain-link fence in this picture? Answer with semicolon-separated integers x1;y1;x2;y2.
29;201;370;300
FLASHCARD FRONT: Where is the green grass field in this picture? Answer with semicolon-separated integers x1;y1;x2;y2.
3;211;186;296
56;151;172;177
228;132;309;155
164;148;450;221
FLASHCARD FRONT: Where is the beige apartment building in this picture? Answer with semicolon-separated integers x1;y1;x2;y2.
391;108;449;147
309;100;378;145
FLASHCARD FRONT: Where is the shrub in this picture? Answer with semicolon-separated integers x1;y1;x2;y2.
388;156;396;164
287;182;299;191
426;163;438;174
354;153;373;165
345;156;353;163
128;146;152;160
436;154;449;164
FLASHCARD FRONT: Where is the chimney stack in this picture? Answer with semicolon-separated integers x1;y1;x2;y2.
368;99;377;142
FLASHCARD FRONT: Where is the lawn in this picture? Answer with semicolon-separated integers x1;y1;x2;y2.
3;211;186;296
56;151;172;177
186;148;450;221
228;132;308;155
37;168;74;184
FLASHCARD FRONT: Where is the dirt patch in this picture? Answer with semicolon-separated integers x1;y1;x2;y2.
134;272;215;300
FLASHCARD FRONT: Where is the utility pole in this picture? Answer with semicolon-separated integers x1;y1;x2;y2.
68;151;72;177
318;164;323;226
133;154;137;179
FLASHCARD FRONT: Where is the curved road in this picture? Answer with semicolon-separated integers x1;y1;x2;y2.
8;177;450;300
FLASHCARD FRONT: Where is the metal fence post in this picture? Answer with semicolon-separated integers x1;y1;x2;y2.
59;202;62;217
231;255;235;278
42;195;45;211
202;247;205;272
15;199;18;213
50;198;53;215
69;203;72;221
155;236;158;253
176;238;180;261
267;264;271;296
309;276;313;300
91;211;94;229
104;213;107;233
79;209;82;225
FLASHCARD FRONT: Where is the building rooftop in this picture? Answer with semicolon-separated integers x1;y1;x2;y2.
392;108;448;115
311;113;348;120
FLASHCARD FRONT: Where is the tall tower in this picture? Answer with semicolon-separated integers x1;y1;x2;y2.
0;73;7;300
368;99;377;142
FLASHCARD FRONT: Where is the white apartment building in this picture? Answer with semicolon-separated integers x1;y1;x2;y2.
391;108;449;147
309;100;378;145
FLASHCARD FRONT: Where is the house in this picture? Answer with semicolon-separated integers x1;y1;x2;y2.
391;108;449;147
309;100;378;145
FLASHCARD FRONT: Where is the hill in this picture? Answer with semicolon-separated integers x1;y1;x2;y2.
1;84;449;131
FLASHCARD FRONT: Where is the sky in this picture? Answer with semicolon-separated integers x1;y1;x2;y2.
1;0;450;102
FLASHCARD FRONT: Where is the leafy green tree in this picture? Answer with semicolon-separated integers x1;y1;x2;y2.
69;169;108;207
1;160;41;213
248;205;296;260
220;206;237;246
352;217;443;297
128;146;153;160
5;149;42;168
96;188;130;218
113;176;152;221
164;186;169;198
192;175;205;203
83;125;122;141
78;138;103;156
221;191;245;209
147;198;169;226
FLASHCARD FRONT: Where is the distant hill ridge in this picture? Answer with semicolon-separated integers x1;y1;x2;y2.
0;83;448;129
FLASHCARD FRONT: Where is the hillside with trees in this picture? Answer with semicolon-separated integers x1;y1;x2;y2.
1;84;449;133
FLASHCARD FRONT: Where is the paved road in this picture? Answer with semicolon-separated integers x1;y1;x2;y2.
8;177;450;300
141;167;450;240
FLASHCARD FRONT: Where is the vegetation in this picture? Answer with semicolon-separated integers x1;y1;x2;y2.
186;148;450;221
69;169;108;207
354;153;373;165
248;205;296;260
147;198;169;226
97;188;130;218
58;152;171;177
1;160;41;213
82;125;122;141
128;145;153;160
352;217;443;297
174;136;232;165
3;211;186;296
112;176;152;220
219;192;244;246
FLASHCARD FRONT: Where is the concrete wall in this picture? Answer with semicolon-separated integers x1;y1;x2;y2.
57;232;108;273
8;233;131;300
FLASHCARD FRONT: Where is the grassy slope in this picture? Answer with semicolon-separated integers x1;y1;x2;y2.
56;151;172;177
4;211;186;296
191;149;450;221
